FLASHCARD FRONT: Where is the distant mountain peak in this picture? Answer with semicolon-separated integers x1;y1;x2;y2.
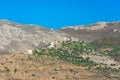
61;22;108;30
60;21;120;41
0;19;17;26
61;21;120;31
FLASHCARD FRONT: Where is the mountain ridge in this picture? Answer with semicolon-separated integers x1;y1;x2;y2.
0;19;120;54
0;19;69;54
60;21;120;41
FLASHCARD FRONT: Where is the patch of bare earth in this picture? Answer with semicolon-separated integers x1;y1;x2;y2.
0;54;119;80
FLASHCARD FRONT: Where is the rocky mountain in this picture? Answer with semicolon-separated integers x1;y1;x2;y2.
0;20;120;54
0;20;119;80
60;21;120;42
0;20;69;54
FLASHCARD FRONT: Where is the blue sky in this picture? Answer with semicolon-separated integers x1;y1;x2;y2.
0;0;120;29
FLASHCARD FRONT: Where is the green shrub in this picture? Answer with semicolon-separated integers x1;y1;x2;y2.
5;67;10;72
32;74;35;77
95;66;120;73
14;68;17;73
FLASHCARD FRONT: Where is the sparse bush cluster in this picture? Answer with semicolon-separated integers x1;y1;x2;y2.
33;48;46;55
95;66;120;73
33;41;96;66
4;67;10;72
90;41;120;61
33;40;120;66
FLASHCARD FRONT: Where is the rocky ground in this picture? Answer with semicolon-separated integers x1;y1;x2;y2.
0;54;119;80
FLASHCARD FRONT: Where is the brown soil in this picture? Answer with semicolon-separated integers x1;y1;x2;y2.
0;54;119;80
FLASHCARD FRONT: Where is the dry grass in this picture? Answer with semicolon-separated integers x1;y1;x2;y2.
0;54;119;80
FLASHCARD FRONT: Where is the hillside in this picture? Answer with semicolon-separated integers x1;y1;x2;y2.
0;20;120;80
0;54;119;80
0;20;120;54
0;20;69;54
60;22;120;41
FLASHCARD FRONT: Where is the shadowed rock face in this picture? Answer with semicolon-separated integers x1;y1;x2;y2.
0;20;68;54
60;22;120;41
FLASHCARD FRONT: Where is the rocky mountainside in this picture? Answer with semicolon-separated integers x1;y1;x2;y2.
0;20;120;54
60;21;120;41
0;20;69;54
0;20;119;80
